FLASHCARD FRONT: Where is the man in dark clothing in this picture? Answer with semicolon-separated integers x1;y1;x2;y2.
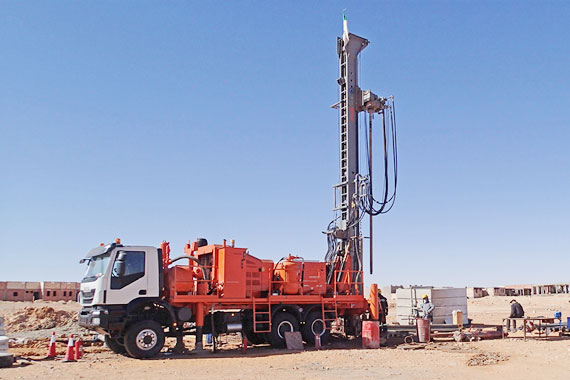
378;289;389;332
507;299;525;331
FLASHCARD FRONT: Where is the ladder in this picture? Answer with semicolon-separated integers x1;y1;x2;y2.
338;48;349;221
321;298;339;331
252;298;271;333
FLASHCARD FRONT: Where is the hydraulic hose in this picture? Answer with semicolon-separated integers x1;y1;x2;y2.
169;256;209;280
170;255;202;266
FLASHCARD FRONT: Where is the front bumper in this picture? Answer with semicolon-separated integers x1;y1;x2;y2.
78;307;110;334
79;305;128;336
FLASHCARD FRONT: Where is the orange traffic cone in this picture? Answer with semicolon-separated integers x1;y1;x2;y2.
47;331;56;358
63;335;76;362
74;338;83;360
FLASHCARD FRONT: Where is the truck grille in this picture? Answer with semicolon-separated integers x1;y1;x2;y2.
81;289;94;304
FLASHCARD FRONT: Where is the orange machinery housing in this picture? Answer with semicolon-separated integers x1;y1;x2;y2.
161;239;373;336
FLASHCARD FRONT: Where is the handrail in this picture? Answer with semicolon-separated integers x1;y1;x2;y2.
332;270;364;296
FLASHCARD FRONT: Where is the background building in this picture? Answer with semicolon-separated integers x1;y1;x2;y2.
0;281;80;301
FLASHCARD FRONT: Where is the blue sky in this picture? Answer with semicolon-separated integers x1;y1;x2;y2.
1;1;569;287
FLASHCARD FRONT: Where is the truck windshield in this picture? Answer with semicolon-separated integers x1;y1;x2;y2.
82;253;111;283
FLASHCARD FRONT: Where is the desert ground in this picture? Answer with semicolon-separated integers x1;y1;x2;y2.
1;295;570;379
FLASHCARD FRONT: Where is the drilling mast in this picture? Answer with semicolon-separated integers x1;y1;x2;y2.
326;15;397;291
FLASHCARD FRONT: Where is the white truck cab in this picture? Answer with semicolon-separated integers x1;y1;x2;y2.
79;242;161;308
78;242;174;358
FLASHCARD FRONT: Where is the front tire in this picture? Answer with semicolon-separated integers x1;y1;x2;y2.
0;353;13;368
269;312;300;348
124;320;165;359
104;335;126;355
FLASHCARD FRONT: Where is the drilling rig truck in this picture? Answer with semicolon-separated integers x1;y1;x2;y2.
78;16;397;359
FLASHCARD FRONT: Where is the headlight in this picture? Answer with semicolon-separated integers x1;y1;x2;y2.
92;317;100;325
92;310;101;316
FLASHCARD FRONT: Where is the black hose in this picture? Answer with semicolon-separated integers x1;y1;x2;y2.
170;255;202;266
360;98;398;216
169;256;209;281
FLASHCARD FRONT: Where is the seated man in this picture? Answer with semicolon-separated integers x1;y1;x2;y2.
506;299;525;332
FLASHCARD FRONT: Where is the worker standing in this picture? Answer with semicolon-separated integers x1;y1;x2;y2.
419;295;435;322
507;299;525;332
378;289;389;332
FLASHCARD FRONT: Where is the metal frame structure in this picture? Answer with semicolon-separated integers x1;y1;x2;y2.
329;17;394;285
334;26;369;281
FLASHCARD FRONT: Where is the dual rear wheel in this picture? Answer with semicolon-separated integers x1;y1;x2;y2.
269;311;330;347
269;312;300;347
302;311;330;344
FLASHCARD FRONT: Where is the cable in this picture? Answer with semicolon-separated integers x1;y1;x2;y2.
359;97;398;216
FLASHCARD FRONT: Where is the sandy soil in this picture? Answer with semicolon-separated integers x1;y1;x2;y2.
1;295;569;380
0;301;85;340
0;300;80;317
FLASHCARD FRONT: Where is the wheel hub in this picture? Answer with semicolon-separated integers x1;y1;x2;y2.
136;329;157;351
311;318;325;336
277;321;294;339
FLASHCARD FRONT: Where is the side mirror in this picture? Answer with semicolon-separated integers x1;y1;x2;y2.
115;261;126;276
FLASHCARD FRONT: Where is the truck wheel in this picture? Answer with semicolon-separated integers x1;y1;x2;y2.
242;311;267;345
269;312;299;348
344;315;362;338
124;320;165;359
302;311;330;344
243;322;266;345
243;328;266;345
105;335;126;355
0;353;13;368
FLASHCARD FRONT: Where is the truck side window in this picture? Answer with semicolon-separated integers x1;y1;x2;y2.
111;251;145;289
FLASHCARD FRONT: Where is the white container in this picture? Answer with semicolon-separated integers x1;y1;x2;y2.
396;287;469;325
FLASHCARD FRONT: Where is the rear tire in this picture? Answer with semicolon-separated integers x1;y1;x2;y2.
302;311;330;344
242;311;266;345
124;320;165;359
105;335;126;355
269;312;300;348
344;315;362;338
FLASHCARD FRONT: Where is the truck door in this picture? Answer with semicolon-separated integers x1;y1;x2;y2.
106;249;150;305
